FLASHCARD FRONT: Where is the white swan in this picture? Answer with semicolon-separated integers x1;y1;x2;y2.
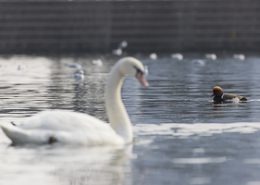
1;57;149;146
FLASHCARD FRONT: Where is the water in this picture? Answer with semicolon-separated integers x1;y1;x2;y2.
1;55;260;185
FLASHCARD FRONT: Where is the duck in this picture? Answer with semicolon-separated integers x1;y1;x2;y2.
212;86;247;104
1;57;149;146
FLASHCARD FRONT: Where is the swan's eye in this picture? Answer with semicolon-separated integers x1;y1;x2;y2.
133;66;144;75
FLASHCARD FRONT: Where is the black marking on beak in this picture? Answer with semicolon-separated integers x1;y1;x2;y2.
133;66;144;76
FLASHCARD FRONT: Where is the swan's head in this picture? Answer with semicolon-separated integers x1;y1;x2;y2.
117;57;149;87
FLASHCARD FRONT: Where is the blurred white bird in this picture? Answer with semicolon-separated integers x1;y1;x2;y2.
233;54;245;60
171;53;183;60
192;59;206;66
92;59;103;66
120;40;128;48
65;63;84;81
112;40;128;56
112;48;123;56
74;69;84;81
205;54;217;60
65;63;82;70
149;53;158;60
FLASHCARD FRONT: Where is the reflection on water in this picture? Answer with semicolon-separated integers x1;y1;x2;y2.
0;144;131;185
1;55;260;185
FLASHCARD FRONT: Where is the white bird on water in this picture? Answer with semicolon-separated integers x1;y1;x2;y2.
120;40;128;48
192;59;206;66
112;40;128;56
1;57;149;146
65;63;82;70
171;53;183;60
205;53;217;60
233;54;245;60
92;59;103;67
64;62;85;80
74;69;85;81
112;48;123;56
149;53;158;60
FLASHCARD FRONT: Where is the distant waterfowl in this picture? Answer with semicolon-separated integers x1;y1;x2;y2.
112;48;123;56
92;59;103;67
65;62;84;80
1;57;148;146
112;41;128;56
192;59;206;66
120;40;128;48
205;54;217;60
212;86;247;104
149;53;158;60
171;53;183;60
65;63;82;70
233;54;245;61
74;69;85;81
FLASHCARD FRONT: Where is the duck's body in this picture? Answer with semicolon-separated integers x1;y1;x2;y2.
212;86;247;104
213;93;247;104
1;57;148;146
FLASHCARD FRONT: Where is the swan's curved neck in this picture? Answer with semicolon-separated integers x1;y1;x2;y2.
105;67;133;143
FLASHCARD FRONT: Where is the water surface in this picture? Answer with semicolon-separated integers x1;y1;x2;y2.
1;55;260;185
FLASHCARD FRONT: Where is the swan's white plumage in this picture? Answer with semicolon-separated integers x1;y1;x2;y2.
1;57;148;146
2;110;123;146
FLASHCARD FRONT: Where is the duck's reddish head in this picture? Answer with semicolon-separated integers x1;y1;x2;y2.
212;86;224;96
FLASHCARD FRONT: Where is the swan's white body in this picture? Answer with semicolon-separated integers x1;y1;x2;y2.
1;110;123;145
1;57;148;146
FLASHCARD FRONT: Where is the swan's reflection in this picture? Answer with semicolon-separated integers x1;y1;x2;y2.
52;145;132;185
0;144;132;185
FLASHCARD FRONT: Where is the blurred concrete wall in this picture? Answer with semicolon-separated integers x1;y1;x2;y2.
0;0;259;54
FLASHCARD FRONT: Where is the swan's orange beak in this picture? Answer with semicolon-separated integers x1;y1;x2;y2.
136;73;149;88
